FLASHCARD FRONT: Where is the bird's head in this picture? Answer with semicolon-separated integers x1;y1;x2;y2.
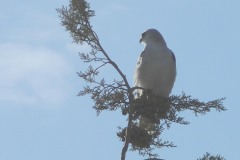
140;29;167;46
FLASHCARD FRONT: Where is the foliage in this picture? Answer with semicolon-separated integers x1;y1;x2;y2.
57;0;226;160
197;152;226;160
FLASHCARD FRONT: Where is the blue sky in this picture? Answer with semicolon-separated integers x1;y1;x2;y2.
1;0;240;160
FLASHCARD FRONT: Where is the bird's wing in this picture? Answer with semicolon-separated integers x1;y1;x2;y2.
170;50;176;67
137;51;145;65
170;50;177;79
134;50;145;86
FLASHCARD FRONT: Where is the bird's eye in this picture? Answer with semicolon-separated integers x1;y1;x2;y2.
142;32;146;37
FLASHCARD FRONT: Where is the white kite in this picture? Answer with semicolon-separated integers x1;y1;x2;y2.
134;29;177;130
134;29;176;98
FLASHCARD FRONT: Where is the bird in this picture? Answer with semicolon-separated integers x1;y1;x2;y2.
134;29;176;130
134;28;176;98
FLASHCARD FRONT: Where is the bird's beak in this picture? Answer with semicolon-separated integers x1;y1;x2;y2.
139;37;143;43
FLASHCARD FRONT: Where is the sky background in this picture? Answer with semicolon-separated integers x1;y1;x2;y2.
1;0;240;160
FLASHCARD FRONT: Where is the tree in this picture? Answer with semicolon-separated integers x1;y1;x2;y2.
57;0;226;160
197;152;226;160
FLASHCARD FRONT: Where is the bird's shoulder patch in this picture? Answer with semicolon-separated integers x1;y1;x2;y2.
170;51;176;63
137;51;145;65
140;50;145;57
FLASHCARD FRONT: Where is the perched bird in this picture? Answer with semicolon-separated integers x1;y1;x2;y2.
134;29;177;130
134;29;176;98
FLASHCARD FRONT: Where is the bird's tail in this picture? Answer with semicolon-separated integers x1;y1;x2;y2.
139;116;157;133
138;97;170;134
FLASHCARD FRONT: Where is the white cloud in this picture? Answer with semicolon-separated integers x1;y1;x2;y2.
0;43;73;107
